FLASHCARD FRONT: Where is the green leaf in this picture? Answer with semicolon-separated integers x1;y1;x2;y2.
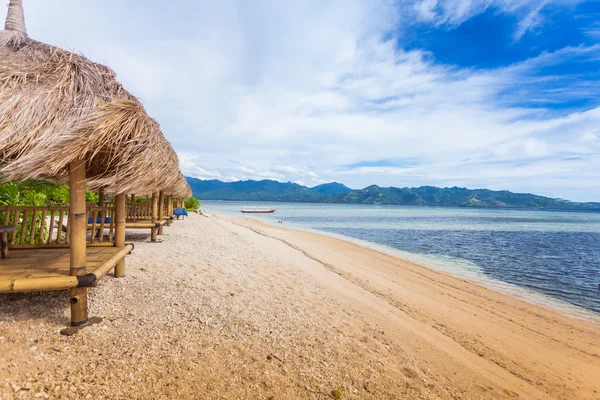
0;183;21;205
184;197;200;210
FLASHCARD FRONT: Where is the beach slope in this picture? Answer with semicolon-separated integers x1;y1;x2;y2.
1;212;599;399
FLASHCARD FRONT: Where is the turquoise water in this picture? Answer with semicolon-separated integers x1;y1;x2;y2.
202;201;600;322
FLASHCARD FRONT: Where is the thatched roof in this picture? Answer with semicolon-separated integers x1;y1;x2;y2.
0;0;190;197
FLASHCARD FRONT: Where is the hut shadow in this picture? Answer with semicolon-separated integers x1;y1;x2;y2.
125;232;152;242
0;291;71;326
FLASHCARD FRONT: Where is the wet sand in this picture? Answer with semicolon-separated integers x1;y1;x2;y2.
1;212;599;399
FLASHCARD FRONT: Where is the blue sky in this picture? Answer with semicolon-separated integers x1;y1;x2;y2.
11;0;600;201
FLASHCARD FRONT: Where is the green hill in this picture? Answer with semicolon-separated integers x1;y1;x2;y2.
186;178;600;211
311;182;352;196
187;178;322;202
322;185;600;210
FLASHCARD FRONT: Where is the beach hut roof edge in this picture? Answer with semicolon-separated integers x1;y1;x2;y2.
0;0;191;196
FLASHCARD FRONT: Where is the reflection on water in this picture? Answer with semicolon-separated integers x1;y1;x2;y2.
203;201;600;322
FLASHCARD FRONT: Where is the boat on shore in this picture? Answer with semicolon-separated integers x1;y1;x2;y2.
241;208;276;214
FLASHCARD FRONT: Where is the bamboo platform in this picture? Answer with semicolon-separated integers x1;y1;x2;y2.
124;219;168;229
0;245;133;293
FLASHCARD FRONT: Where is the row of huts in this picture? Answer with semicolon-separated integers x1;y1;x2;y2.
0;0;191;327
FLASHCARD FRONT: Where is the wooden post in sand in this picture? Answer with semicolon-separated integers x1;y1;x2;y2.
97;188;104;206
167;195;173;226
114;194;126;277
158;190;165;235
151;192;158;241
130;194;135;219
69;160;88;327
129;194;136;219
95;188;105;239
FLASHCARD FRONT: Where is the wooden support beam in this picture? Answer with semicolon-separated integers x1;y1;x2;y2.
98;188;105;206
95;188;105;240
158;190;165;235
167;195;173;226
130;194;136;219
69;160;88;327
114;194;126;277
151;192;158;242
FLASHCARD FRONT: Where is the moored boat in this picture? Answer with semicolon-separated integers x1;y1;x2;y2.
241;208;276;213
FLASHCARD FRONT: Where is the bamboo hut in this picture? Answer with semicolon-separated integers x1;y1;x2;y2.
102;173;191;240
0;0;190;327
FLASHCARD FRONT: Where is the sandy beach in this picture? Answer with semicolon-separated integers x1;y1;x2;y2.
1;212;599;399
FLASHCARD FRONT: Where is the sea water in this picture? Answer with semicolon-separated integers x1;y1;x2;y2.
202;201;600;322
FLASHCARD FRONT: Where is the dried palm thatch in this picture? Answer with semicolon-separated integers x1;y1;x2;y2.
4;0;25;34
0;0;190;196
170;172;193;198
136;172;191;198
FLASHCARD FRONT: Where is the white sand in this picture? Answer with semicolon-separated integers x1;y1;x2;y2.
1;212;599;399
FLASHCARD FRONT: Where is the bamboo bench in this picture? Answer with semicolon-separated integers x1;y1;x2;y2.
0;205;133;294
0;244;133;292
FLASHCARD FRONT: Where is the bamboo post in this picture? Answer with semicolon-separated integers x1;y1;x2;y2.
130;194;135;219
158;190;165;235
167;195;173;226
95;188;104;239
69;160;88;327
151;192;158;241
98;188;104;206
114;194;126;277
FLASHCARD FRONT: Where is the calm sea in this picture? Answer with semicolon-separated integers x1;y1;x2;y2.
202;201;600;322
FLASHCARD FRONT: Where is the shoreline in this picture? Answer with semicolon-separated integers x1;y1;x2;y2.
200;200;600;214
213;211;600;399
1;212;600;399
218;210;600;327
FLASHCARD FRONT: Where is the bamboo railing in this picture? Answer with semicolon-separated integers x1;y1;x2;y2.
128;201;152;219
87;206;116;244
104;200;171;220
0;205;116;248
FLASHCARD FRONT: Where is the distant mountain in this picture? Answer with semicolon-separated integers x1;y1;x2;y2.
311;182;352;196
187;178;322;202
321;185;600;210
186;177;600;211
185;178;227;193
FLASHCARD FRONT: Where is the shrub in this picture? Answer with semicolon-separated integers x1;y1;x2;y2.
184;197;200;210
0;183;21;205
49;186;70;203
85;192;99;203
22;190;47;206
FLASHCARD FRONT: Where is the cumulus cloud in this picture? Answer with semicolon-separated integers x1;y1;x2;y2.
14;0;600;201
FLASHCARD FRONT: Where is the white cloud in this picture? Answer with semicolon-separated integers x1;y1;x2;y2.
583;22;600;40
10;0;600;201
513;0;548;40
409;0;581;35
